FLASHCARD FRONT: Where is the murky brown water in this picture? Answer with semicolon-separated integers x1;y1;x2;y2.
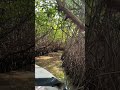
0;71;34;90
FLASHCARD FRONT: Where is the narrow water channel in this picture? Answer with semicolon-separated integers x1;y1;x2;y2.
35;51;65;81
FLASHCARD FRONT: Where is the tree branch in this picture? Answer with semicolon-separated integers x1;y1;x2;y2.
56;0;84;31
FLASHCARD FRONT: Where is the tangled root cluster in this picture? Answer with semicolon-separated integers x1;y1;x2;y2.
35;36;64;56
61;31;85;89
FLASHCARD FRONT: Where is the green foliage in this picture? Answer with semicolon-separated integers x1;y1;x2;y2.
35;0;68;43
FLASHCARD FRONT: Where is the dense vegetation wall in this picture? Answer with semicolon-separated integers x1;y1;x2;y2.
85;0;120;89
0;0;35;72
60;0;120;90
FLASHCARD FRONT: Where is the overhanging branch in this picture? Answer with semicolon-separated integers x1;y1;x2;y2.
56;0;85;31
